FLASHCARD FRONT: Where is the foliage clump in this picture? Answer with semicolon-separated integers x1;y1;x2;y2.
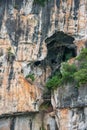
26;73;35;82
46;73;62;90
7;47;15;63
46;63;77;90
34;0;49;6
74;69;87;86
74;48;87;86
76;48;87;61
61;63;77;83
46;48;87;90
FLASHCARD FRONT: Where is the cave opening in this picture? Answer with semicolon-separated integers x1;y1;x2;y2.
45;31;77;73
34;61;41;66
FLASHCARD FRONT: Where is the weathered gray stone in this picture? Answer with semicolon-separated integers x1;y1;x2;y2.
0;0;87;129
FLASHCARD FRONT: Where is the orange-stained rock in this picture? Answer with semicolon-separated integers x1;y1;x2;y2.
68;57;75;64
58;109;70;130
74;39;86;55
0;74;41;115
0;0;87;121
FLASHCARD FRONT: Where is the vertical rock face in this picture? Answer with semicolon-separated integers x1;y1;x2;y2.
51;84;87;130
0;0;87;129
0;113;56;130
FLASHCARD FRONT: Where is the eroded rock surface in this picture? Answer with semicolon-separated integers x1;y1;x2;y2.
0;0;87;130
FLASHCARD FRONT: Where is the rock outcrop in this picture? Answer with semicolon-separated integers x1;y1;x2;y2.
0;0;87;129
51;84;87;130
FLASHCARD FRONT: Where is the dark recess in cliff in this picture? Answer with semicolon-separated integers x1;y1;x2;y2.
56;0;60;8
73;0;79;20
74;0;80;10
10;118;16;130
45;31;76;74
33;31;77;81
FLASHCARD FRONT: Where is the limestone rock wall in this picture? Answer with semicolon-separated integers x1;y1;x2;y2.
51;84;87;130
0;113;56;130
0;0;87;130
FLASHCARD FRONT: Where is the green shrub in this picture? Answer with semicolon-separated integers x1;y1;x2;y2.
74;69;87;86
46;63;77;90
74;48;87;86
46;73;62;90
61;63;77;83
7;47;15;63
46;48;87;89
34;0;49;6
26;74;35;82
76;48;87;69
76;48;87;61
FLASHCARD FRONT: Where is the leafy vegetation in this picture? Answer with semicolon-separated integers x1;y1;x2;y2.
34;0;49;6
46;63;77;90
25;73;35;82
74;69;87;86
74;48;87;86
46;74;62;90
76;48;87;61
46;48;87;89
61;63;77;83
7;47;15;63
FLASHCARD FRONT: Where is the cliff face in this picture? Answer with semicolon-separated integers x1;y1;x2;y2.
0;0;87;130
52;84;87;130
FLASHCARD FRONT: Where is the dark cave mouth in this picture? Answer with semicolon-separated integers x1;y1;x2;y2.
45;31;77;66
45;31;75;45
33;31;77;73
